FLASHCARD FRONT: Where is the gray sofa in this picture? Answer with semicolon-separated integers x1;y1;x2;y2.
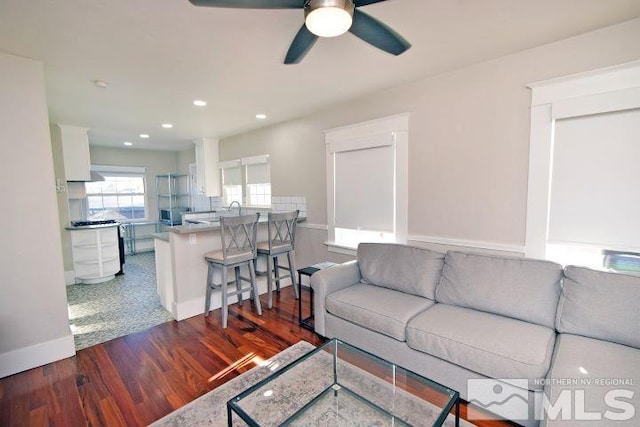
311;243;640;426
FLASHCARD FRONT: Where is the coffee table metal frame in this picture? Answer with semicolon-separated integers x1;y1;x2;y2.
227;338;460;426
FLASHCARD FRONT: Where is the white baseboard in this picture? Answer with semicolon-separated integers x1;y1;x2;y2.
172;277;294;321
0;333;75;378
65;270;76;285
173;298;204;321
408;234;525;255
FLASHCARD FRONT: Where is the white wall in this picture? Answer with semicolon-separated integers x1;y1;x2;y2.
220;18;640;261
89;146;180;222
177;147;196;174
0;52;75;377
50;124;74;271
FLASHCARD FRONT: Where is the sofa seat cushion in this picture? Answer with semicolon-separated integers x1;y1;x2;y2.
326;284;434;342
544;334;640;426
406;304;555;390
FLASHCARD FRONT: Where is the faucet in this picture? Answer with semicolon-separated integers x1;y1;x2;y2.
227;200;242;216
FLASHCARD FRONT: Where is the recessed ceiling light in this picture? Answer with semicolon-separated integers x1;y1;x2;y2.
256;114;267;120
139;133;149;138
162;123;173;129
123;142;133;146
94;80;109;88
193;100;207;107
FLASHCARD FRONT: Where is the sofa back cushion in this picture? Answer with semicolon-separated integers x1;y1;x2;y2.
357;243;445;300
436;251;563;328
557;266;640;349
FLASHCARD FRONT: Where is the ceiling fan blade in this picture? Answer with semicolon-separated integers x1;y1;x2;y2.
354;0;388;6
188;0;302;8
284;25;318;64
349;9;411;56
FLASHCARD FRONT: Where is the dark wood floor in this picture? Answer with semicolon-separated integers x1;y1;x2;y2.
0;288;513;426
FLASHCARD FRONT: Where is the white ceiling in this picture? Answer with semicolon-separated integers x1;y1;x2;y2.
1;0;639;151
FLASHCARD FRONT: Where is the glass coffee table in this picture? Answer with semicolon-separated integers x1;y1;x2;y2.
227;339;460;426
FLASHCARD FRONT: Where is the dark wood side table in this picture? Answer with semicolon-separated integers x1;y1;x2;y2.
297;262;337;331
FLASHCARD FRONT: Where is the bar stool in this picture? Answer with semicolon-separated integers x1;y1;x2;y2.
256;210;299;309
204;213;261;329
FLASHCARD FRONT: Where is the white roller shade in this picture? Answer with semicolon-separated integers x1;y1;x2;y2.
548;108;640;251
241;154;269;165
334;145;394;232
223;167;241;185
246;162;270;185
220;160;242;186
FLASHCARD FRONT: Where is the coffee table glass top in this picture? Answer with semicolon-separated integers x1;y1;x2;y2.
227;339;459;426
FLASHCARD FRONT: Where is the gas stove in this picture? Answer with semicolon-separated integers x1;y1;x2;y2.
70;219;119;227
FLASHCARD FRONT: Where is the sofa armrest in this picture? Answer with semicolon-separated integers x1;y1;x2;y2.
311;260;361;336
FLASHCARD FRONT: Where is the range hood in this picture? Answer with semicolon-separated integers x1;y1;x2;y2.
67;171;104;182
90;171;105;182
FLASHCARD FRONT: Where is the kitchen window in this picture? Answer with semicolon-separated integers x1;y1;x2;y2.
325;114;408;254
243;155;271;207
220;160;243;206
220;155;271;207
85;166;147;221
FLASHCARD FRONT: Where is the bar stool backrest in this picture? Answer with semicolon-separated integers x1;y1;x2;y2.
219;213;260;262
267;210;299;252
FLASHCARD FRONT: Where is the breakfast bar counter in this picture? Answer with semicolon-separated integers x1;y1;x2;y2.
164;222;223;234
154;216;304;321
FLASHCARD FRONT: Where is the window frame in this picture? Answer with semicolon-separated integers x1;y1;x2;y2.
86;165;148;222
325;113;409;255
219;155;272;208
242;155;271;207
219;159;243;206
525;60;640;259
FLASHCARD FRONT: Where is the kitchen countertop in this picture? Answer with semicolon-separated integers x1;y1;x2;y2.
65;223;120;231
166;222;222;234
160;216;306;235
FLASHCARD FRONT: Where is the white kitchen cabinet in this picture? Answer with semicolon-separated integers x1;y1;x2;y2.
70;226;120;284
193;138;220;197
58;125;91;181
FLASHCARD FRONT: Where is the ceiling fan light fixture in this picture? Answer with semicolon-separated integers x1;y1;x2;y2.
305;0;354;38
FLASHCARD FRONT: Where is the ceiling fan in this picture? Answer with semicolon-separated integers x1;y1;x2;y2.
188;0;411;64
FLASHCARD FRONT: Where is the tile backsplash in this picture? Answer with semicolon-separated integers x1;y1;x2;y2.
270;196;306;218
240;195;306;218
189;195;306;218
191;195;223;212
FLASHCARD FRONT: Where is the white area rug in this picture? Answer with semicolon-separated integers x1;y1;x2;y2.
150;340;468;427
